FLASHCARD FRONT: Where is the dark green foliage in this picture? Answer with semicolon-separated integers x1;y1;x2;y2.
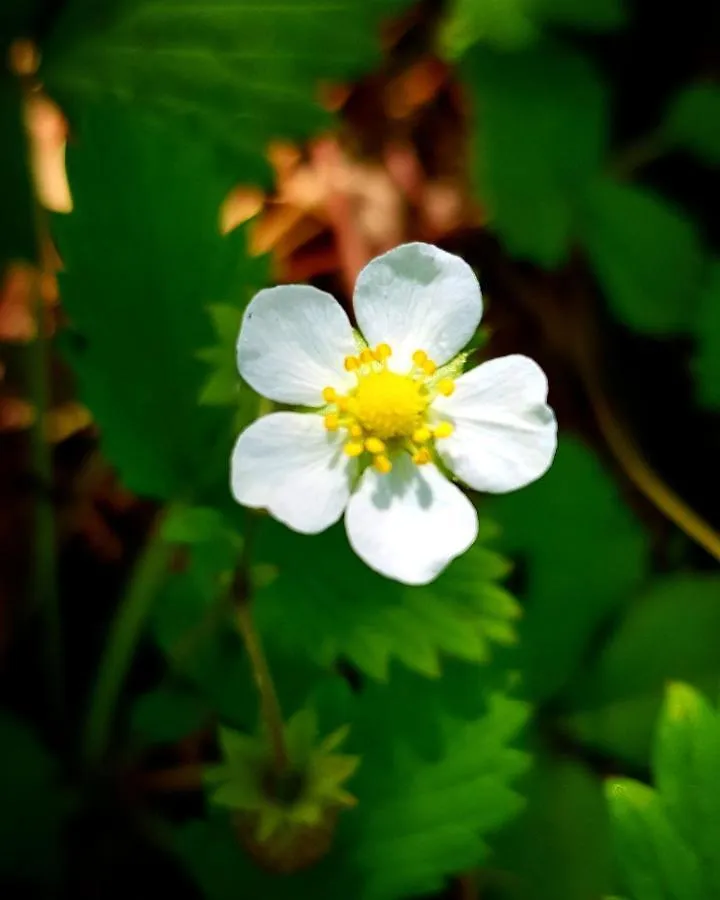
663;85;720;166
253;517;518;680
492;754;613;900
580;178;707;333
565;576;720;766
463;40;607;266
176;680;529;900
42;0;415;181
486;438;648;703
54;107;252;500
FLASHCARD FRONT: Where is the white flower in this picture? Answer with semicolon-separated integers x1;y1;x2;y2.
231;243;556;585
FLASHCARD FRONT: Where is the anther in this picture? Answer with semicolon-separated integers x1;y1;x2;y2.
374;455;392;474
360;348;374;365
412;427;431;444
413;448;432;465
344;356;359;372
350;424;364;439
436;378;455;397
375;343;392;361
344;441;364;457
365;436;385;454
324;413;340;431
412;350;428;367
422;359;437;376
433;421;454;439
322;386;337;403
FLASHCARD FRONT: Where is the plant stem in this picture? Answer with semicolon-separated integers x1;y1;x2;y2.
82;510;173;768
12;46;65;727
27;266;64;727
232;519;288;773
583;365;720;563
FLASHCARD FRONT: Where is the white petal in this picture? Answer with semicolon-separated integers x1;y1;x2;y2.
353;243;482;372
237;285;356;406
434;355;557;493
231;412;355;534
345;454;478;585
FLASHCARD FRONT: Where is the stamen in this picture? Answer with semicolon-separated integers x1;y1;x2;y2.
326;343;447;471
344;441;364;457
412;349;427;367
433;421;454;439
365;436;385;454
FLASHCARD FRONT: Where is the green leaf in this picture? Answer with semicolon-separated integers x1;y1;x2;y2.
440;0;538;57
0;711;69;883
253;517;519;681
580;178;706;333
654;683;720;897
346;691;529;900
492;754;612;900
564;575;720;766
692;261;720;408
663;85;720;166
606;778;702;900
176;685;529;900
130;686;209;744
440;0;625;58
486;437;648;703
42;0;414;180
462;40;607;265
54;106;257;500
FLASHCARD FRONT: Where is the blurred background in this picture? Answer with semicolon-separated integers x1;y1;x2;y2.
1;0;720;898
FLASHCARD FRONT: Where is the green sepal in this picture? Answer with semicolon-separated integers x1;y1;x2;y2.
205;709;360;844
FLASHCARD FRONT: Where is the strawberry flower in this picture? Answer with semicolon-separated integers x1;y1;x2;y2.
231;243;556;585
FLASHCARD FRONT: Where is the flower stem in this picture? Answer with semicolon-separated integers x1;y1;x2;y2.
82;509;173;768
232;518;288;773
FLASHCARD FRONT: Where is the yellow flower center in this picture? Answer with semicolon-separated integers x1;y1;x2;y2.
354;370;426;440
322;344;456;475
